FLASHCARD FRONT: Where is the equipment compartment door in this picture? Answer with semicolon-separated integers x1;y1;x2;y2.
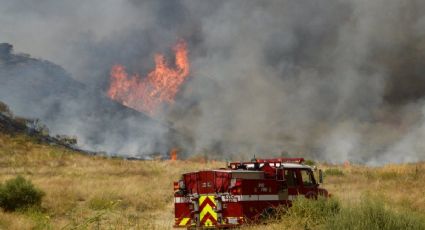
199;195;218;226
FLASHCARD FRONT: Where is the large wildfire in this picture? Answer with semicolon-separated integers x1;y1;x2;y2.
3;1;425;164
107;40;189;116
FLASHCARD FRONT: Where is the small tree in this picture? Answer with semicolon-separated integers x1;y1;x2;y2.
0;176;45;211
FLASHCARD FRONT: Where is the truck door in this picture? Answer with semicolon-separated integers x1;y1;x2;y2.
299;169;318;198
284;169;300;199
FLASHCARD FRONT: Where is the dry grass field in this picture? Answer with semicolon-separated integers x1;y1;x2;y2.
0;132;424;229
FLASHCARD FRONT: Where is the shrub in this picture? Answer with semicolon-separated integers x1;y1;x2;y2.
325;168;344;176
0;176;45;211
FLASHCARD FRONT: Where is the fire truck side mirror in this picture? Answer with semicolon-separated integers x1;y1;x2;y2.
319;169;323;184
179;180;186;190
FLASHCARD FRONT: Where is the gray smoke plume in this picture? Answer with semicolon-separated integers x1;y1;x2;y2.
1;0;425;164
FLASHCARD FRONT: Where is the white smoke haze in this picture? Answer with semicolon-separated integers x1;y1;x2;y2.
1;0;425;164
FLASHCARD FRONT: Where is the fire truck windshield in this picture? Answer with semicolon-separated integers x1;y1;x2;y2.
301;169;316;186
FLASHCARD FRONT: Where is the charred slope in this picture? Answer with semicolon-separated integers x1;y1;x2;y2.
0;102;27;133
0;100;79;149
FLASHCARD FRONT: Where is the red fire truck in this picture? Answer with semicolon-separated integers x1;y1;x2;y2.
173;158;329;228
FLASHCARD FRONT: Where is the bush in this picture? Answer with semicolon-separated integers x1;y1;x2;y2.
0;176;45;211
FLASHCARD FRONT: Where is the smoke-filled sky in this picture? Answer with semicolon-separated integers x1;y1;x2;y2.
1;0;425;164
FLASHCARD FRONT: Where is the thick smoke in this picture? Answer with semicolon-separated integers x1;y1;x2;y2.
1;0;425;163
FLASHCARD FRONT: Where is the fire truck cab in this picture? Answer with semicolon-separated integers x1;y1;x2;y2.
174;158;329;228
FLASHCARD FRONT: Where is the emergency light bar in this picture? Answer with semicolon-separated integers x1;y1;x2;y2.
228;158;305;170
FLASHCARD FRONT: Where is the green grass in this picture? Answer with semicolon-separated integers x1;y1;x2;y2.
324;168;345;176
254;195;425;230
88;194;121;211
284;196;340;228
24;208;52;230
326;197;425;230
304;159;316;166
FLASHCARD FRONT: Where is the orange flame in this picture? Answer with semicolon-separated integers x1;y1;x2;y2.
107;40;189;116
170;148;178;161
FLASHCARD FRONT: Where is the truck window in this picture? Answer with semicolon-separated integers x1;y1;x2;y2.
284;170;298;186
300;169;315;186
